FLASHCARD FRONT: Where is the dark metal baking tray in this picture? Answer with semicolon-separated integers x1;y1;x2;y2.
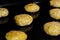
0;0;60;40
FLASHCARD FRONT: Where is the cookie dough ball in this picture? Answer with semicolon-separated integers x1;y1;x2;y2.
49;8;60;20
5;30;27;40
0;8;9;17
24;3;40;13
43;21;60;36
50;0;60;7
14;14;33;26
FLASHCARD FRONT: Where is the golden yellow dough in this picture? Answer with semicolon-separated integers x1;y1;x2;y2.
5;30;27;40
14;14;33;26
0;8;9;17
43;21;60;36
49;8;60;20
50;0;60;7
24;3;40;13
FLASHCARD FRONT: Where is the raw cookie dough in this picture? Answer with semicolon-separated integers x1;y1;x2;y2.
43;21;60;36
5;30;27;40
0;8;9;17
24;3;40;13
50;0;60;7
49;8;60;20
14;14;33;26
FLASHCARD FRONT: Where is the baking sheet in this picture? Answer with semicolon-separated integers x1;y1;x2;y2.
0;0;60;40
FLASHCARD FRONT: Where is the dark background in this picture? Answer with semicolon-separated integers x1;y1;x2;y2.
0;0;60;40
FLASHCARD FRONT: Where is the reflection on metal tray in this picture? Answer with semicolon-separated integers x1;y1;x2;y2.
0;17;9;24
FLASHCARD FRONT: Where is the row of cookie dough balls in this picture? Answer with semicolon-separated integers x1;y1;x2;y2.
44;0;60;36
49;0;60;19
46;0;60;35
50;0;60;19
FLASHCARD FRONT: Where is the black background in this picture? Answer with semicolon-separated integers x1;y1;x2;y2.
0;0;60;40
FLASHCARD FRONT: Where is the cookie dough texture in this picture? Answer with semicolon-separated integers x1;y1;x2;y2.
14;14;33;26
50;0;60;7
0;8;9;17
24;3;40;13
43;21;60;36
5;30;27;40
49;8;60;20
